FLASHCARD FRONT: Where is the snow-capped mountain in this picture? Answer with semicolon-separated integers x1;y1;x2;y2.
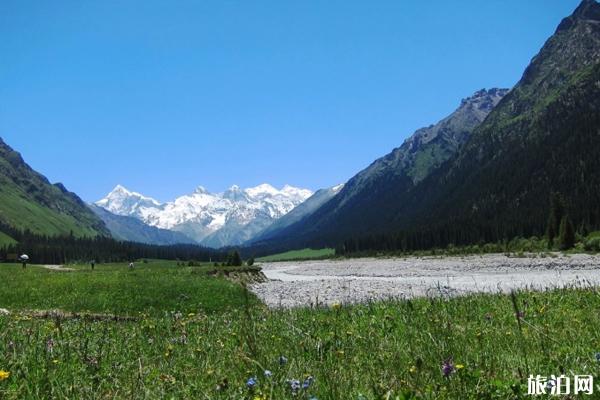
95;183;312;247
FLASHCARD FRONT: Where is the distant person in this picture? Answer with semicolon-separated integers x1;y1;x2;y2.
91;260;95;270
129;262;134;270
19;254;29;269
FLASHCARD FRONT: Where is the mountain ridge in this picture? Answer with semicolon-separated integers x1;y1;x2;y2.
96;183;312;247
0;137;109;240
249;87;508;250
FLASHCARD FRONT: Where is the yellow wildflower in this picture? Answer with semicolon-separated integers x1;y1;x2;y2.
331;302;342;310
409;366;417;373
0;370;10;381
455;364;465;370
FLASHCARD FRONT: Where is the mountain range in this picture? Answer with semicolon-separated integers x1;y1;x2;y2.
94;184;313;247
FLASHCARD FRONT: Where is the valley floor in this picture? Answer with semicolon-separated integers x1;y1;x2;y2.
251;253;600;307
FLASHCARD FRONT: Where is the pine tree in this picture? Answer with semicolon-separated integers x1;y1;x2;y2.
558;215;575;250
546;193;565;248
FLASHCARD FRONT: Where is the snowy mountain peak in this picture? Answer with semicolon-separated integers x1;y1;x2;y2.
246;183;279;197
95;183;313;247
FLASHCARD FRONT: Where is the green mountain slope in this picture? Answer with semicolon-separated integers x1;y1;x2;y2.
395;0;600;244
0;137;109;238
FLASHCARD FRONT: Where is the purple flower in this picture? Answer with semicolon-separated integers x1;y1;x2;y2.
303;376;314;389
441;358;455;377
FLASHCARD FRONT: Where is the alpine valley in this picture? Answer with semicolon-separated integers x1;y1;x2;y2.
0;0;599;258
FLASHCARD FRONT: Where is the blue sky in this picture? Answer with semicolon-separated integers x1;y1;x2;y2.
0;0;581;202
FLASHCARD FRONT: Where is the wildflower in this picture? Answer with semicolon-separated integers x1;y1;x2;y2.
455;363;464;370
303;376;314;389
331;302;342;311
409;366;417;373
279;355;288;366
246;376;258;389
288;379;301;392
253;395;266;400
441;358;455;377
46;338;54;353
52;359;59;364
0;370;10;381
264;370;272;377
595;352;600;362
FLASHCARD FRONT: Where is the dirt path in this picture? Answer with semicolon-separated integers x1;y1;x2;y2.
250;253;600;308
41;265;75;272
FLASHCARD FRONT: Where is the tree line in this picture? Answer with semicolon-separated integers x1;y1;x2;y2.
0;221;225;264
336;193;586;256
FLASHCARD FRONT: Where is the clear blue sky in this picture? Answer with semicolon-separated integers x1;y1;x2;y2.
0;0;581;202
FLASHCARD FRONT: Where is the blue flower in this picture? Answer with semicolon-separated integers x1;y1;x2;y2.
246;376;257;389
303;376;314;389
595;352;600;362
279;355;288;365
264;370;272;377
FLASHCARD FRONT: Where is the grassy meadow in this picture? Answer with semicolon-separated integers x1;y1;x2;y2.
257;248;335;262
1;260;600;399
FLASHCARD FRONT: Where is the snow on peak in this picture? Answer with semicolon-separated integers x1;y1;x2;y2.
245;183;279;197
194;185;208;194
95;185;162;218
332;183;345;192
95;183;313;246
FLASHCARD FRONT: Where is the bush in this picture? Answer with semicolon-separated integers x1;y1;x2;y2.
584;237;600;252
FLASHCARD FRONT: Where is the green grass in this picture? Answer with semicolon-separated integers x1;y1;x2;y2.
257;248;335;262
1;260;600;399
0;260;255;315
1;286;600;399
0;231;16;247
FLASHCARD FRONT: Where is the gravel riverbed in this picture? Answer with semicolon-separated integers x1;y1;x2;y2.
249;254;600;308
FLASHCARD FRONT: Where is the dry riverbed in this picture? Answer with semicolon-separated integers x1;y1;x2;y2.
250;253;600;307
